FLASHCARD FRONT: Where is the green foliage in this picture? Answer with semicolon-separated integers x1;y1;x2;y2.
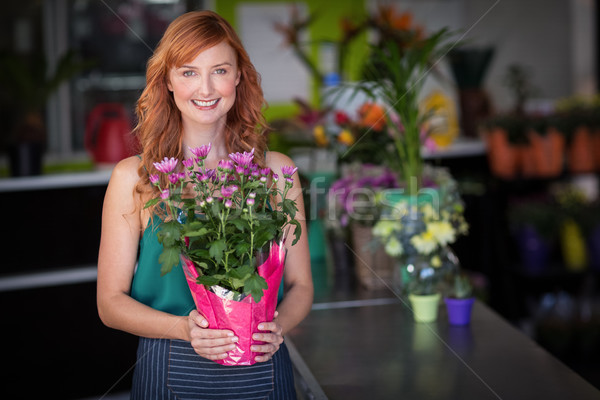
350;28;457;192
450;273;473;299
149;148;301;303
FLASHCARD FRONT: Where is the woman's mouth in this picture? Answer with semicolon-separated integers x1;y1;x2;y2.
192;99;219;107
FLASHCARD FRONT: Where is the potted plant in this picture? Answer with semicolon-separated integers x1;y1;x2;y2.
527;115;565;178
352;28;456;194
481;113;530;179
0;50;92;176
508;199;560;274
372;174;468;312
145;145;301;365
443;272;475;326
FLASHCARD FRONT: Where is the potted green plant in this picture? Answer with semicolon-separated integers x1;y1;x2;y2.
0;50;92;176
406;259;444;323
353;28;455;194
443;272;475;326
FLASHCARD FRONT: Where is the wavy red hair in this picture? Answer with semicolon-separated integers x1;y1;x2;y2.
134;10;268;200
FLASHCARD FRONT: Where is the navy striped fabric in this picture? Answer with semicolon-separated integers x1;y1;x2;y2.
130;338;297;399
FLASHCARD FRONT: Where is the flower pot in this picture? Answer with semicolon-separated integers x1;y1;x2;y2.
444;297;475;326
516;144;537;178
560;219;588;272
181;241;286;366
485;128;519;179
528;128;565;178
567;126;595;174
514;225;551;274
409;292;441;323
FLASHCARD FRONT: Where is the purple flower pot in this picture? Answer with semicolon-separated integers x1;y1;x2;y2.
515;225;551;274
444;297;475;326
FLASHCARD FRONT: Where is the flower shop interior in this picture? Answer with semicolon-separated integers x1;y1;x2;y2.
2;0;600;399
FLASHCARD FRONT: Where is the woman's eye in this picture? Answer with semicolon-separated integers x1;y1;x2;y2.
183;70;196;77
214;68;226;75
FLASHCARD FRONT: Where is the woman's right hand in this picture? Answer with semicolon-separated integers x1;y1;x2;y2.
188;309;239;360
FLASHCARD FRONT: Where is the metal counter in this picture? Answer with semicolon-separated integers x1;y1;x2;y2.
287;297;600;399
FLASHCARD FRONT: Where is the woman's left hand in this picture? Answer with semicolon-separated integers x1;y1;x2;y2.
252;311;284;362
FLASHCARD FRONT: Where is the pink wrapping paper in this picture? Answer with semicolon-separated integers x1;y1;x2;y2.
181;242;286;366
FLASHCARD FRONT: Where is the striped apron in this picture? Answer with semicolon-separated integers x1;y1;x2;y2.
130;338;296;399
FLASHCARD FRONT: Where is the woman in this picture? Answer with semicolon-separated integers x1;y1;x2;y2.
97;10;313;399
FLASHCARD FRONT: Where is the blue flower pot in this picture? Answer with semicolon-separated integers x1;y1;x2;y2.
515;225;551;274
444;297;475;326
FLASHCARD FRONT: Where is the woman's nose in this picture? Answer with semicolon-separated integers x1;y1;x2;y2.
196;74;213;98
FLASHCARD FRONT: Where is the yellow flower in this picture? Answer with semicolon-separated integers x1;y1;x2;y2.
337;129;355;146
420;203;436;220
428;221;455;246
313;125;328;147
373;220;398;238
410;231;437;254
430;254;442;268
385;236;404;257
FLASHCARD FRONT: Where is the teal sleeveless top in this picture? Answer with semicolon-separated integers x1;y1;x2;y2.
130;216;195;316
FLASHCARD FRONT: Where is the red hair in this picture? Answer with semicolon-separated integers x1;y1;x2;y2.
134;10;268;199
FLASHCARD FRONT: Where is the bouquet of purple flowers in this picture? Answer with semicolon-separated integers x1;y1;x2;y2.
145;144;301;303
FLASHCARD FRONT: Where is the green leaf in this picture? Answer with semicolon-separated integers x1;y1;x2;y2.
157;220;182;247
208;238;226;263
230;218;248;232
197;275;221;287
230;264;253;289
282;199;298;219
144;198;161;209
184;227;209;237
244;273;268;303
288;220;302;246
159;246;181;275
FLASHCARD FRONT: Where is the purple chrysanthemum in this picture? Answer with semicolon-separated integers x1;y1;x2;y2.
154;157;178;174
229;148;255;167
189;143;211;159
260;168;271;176
160;189;170;200
246;198;255;206
281;165;298;178
168;173;180;184
221;185;238;198
218;159;234;172
149;174;159;185
182;158;194;169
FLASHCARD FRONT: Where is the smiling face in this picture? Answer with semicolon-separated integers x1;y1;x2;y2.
167;41;241;134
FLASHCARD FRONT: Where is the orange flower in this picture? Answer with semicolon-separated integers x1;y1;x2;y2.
358;103;386;131
392;11;413;31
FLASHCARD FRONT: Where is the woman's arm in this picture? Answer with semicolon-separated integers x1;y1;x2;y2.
96;156;190;340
